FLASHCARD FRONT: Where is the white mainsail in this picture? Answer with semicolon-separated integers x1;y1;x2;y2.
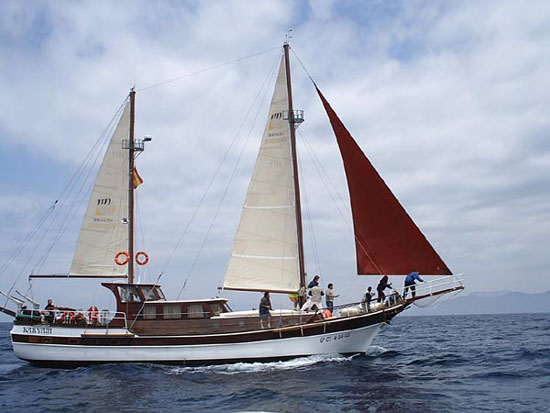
70;102;130;276
224;57;300;293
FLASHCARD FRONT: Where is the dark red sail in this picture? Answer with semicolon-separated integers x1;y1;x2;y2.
316;88;452;275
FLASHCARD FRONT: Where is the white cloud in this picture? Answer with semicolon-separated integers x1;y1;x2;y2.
1;0;549;316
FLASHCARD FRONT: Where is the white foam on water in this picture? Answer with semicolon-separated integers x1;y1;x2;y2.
166;354;356;375
365;345;388;356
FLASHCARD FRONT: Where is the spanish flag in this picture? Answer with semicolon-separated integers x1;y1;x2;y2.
133;167;144;188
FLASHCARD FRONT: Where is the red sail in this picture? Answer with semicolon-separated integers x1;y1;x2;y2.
316;88;452;275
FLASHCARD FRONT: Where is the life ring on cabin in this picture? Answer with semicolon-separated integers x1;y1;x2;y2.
115;251;130;266
61;311;76;324
87;306;99;323
135;251;149;266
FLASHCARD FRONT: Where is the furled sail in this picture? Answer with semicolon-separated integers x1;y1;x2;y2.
224;57;300;293
316;88;452;276
70;102;130;276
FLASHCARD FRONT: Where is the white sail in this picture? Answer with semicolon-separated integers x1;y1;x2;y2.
224;57;300;293
70;102;130;276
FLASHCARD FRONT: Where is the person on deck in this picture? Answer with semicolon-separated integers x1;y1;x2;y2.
363;286;374;312
376;275;392;303
301;284;324;311
44;299;74;311
403;271;424;299
325;283;339;314
307;275;320;289
259;292;272;329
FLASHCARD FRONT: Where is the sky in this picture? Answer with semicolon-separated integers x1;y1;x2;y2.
1;0;549;316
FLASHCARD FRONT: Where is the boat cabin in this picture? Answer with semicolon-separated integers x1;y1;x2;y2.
101;283;231;322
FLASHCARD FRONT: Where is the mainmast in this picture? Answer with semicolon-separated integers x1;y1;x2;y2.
283;43;306;292
128;89;136;284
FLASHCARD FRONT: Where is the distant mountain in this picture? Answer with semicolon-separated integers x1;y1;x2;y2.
403;290;550;316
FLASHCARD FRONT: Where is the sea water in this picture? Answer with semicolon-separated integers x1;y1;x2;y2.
0;313;549;412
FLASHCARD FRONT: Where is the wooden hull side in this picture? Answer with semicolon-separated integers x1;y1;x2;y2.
10;306;402;365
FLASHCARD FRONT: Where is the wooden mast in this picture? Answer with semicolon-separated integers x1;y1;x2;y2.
128;89;136;284
283;43;306;294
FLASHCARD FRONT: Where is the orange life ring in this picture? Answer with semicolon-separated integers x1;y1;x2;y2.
135;251;149;266
115;251;130;266
61;311;76;323
87;306;99;323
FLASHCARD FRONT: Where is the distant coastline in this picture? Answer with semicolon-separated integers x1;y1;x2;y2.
403;290;550;316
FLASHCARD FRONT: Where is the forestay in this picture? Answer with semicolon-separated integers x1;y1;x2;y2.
70;102;130;276
224;57;300;293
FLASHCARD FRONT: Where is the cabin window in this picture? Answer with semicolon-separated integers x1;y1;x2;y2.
209;303;223;316
155;287;166;300
143;305;157;320
118;286;141;303
187;304;205;319
163;304;181;320
141;286;157;301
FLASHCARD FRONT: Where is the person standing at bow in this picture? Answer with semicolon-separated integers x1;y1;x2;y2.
376;275;392;303
404;271;424;299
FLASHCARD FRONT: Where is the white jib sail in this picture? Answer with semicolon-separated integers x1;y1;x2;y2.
70;102;130;276
224;57;300;293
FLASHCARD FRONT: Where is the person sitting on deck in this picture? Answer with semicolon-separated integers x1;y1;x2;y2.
376;275;392;303
403;271;424;299
259;292;272;329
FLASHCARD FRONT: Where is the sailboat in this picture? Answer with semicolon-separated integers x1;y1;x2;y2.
2;43;463;366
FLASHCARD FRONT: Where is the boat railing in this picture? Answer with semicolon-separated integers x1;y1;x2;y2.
16;308;128;329
404;273;465;300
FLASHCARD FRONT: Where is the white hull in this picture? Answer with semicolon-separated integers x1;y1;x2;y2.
11;322;385;364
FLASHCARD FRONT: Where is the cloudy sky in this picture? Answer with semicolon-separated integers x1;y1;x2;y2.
1;0;549;315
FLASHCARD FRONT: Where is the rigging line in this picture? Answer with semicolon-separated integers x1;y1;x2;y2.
297;144;322;276
290;48;384;274
299;130;351;220
34;112;119;273
299;131;353;230
137;46;280;92
159;52;281;282
135;191;149;283
0;201;56;279
34;102;126;273
0;99;127;281
300;131;385;276
290;47;316;86
177;55;279;299
300;133;383;274
4;103;125;299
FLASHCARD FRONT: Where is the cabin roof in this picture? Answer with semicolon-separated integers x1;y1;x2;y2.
144;298;229;304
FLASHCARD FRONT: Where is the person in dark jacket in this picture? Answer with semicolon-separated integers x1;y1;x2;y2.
376;275;392;303
403;271;424;299
259;292;272;328
307;275;320;289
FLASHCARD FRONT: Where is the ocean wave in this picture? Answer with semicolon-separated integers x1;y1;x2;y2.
166;354;356;375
